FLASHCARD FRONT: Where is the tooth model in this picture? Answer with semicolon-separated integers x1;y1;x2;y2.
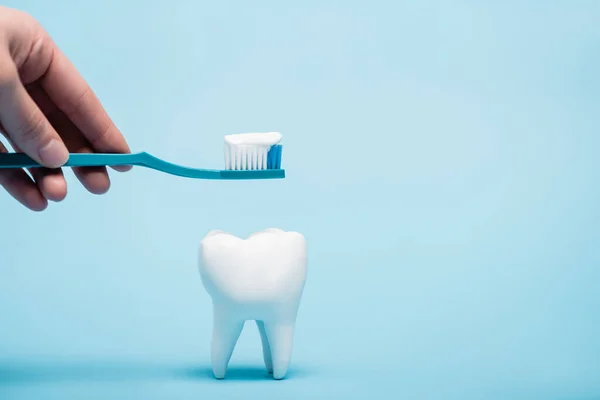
198;228;307;380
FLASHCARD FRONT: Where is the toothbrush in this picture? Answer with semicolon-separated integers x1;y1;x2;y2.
0;134;285;180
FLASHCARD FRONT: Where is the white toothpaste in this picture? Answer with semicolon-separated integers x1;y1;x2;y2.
224;132;282;146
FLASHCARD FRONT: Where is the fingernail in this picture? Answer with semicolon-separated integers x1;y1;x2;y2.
39;139;69;168
112;165;132;172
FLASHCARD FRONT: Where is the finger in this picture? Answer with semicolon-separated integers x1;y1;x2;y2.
0;139;47;211
30;167;67;202
0;64;69;169
9;137;67;202
40;45;132;172
28;85;110;194
16;85;68;201
72;155;111;194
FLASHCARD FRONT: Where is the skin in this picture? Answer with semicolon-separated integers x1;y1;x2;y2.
0;6;131;211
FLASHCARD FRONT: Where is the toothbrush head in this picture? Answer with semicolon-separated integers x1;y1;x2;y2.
224;132;283;171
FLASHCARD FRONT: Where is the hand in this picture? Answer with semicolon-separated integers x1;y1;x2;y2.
0;6;131;211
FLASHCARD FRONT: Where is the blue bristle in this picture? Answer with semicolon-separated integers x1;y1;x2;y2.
267;145;282;169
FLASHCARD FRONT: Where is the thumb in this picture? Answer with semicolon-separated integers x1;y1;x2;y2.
0;61;69;168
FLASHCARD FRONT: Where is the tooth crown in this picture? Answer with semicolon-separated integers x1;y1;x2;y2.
199;229;307;305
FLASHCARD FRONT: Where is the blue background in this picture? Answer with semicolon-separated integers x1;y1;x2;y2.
0;0;599;399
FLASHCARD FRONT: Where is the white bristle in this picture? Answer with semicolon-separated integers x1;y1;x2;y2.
224;143;230;170
224;144;275;171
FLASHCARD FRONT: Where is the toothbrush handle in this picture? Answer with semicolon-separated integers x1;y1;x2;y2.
0;152;144;169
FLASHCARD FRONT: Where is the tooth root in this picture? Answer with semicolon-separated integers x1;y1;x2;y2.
256;320;273;374
211;310;244;379
263;321;295;380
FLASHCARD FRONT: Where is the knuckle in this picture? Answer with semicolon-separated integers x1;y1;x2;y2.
89;123;112;149
0;7;45;64
2;8;37;29
62;86;91;120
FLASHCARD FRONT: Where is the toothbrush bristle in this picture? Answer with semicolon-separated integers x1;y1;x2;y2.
267;144;282;169
224;144;282;171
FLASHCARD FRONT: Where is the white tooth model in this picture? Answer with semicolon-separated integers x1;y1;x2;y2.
198;228;308;380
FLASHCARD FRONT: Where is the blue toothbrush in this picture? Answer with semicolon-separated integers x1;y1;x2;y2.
0;145;284;180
